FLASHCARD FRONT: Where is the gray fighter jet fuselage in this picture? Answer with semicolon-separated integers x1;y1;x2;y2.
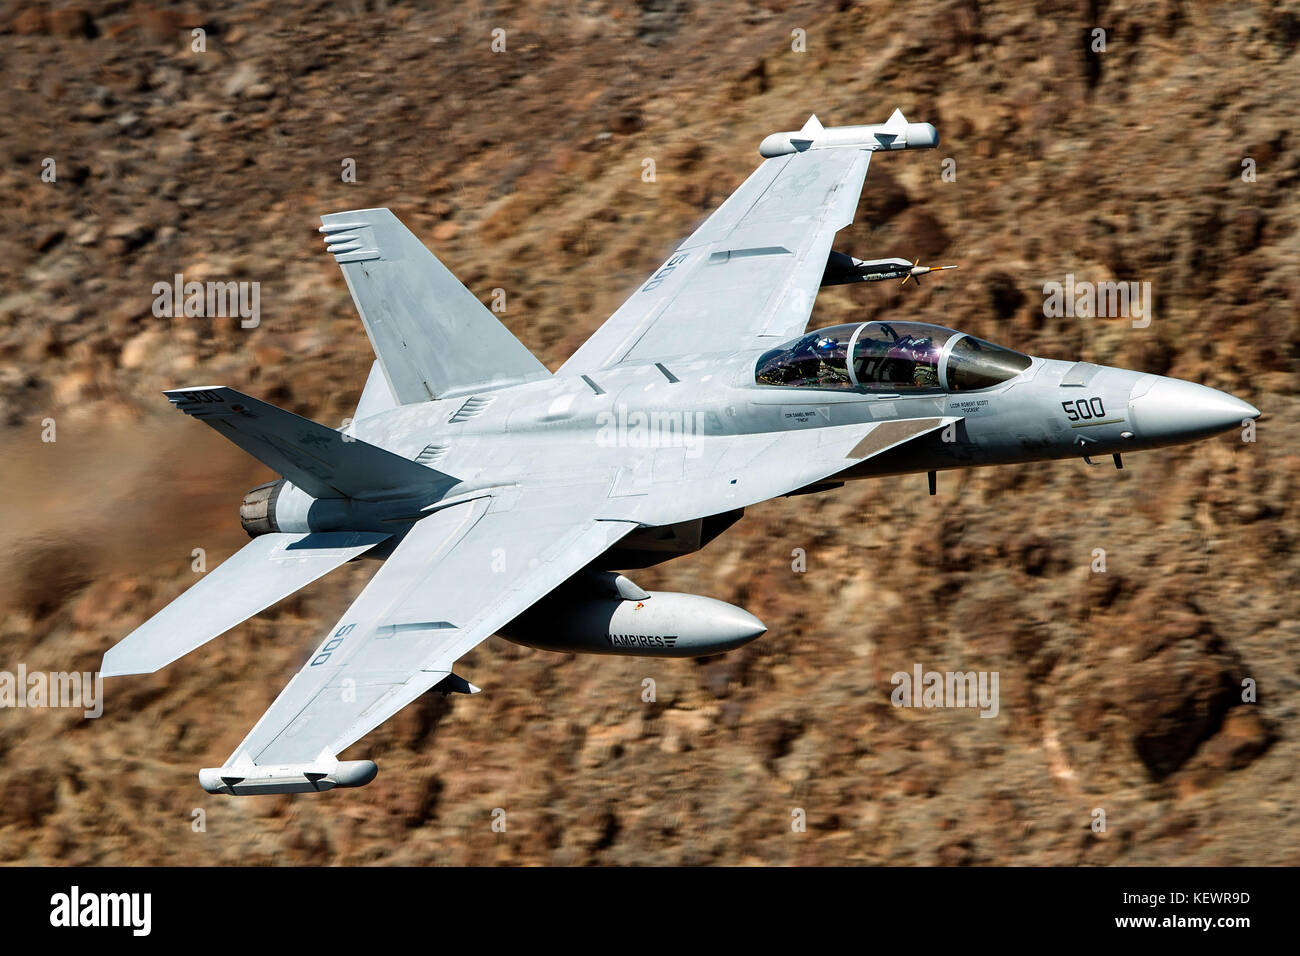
255;326;1259;545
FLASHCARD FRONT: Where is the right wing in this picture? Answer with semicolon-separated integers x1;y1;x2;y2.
208;479;635;789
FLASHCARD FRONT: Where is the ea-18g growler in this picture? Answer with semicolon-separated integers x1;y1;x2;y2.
103;110;1260;794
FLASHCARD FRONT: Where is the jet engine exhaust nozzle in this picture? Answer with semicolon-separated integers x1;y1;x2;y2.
240;478;285;537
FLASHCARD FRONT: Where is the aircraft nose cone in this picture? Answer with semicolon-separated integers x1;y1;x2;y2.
1129;376;1260;446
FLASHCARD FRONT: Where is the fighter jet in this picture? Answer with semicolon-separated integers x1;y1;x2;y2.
102;110;1260;794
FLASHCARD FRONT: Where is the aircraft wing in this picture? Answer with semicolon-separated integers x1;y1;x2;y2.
213;480;636;785
560;147;868;372
560;111;937;372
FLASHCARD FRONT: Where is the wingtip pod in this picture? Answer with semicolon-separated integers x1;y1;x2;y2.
199;756;378;796
759;109;938;157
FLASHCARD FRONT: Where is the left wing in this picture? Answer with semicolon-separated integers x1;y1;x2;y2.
560;110;937;372
202;480;635;792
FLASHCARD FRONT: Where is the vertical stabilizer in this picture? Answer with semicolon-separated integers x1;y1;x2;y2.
320;208;550;403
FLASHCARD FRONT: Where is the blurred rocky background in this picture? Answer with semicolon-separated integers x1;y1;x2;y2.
0;0;1296;864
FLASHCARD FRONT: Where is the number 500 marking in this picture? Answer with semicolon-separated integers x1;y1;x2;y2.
311;622;356;666
1062;397;1105;421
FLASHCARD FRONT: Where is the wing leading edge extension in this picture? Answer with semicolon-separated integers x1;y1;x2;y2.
202;481;637;794
597;416;961;528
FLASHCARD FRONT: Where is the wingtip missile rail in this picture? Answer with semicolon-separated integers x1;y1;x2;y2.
759;108;938;157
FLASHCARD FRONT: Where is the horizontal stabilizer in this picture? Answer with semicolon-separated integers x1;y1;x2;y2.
101;531;390;677
320;208;551;402
165;386;456;500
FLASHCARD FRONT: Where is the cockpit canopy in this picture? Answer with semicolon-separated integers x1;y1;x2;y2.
754;321;1031;392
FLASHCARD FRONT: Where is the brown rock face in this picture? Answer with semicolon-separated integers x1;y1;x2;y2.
1125;655;1238;780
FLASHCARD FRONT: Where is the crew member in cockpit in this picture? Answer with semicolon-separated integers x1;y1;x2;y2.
755;330;851;388
783;334;823;386
811;335;850;387
886;334;940;388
